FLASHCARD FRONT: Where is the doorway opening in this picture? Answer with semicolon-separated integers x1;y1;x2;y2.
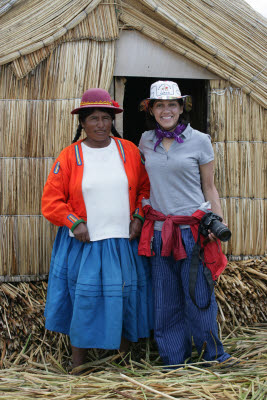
122;77;209;145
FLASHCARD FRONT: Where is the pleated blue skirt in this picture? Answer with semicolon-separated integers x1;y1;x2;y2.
44;227;153;349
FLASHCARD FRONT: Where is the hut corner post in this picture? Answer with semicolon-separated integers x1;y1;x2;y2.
114;77;127;137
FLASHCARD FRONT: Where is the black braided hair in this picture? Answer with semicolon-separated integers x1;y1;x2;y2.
111;125;121;138
72;123;83;143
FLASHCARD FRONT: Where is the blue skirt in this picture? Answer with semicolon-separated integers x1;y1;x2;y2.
44;227;153;349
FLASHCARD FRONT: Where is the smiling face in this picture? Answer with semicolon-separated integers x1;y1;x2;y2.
150;100;183;131
81;109;113;148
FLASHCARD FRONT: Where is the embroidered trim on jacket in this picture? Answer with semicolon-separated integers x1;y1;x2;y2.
67;214;79;224
117;140;126;163
53;161;60;174
75;145;82;166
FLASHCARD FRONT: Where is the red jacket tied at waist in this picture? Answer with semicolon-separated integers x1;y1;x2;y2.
138;205;227;280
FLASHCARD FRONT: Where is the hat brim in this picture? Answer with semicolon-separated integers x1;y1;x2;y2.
140;95;191;111
71;104;123;115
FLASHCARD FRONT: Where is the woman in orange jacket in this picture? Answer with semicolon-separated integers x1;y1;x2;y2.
42;88;153;370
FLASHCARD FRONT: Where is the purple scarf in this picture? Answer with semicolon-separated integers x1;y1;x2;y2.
154;123;187;151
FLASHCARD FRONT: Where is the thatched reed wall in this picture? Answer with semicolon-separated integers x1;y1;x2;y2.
210;80;266;257
0;1;118;281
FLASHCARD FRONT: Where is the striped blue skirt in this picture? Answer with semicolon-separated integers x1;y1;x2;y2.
45;227;153;349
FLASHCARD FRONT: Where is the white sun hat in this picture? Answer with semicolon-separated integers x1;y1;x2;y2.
149;80;187;100
140;80;191;111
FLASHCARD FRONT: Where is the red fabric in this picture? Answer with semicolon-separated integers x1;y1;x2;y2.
138;205;227;280
42;137;150;230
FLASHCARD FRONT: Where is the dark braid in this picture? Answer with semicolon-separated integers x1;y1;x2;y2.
72;123;83;143
111;125;121;138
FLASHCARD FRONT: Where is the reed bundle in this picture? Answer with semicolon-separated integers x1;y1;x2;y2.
209;79;266;256
10;1;119;79
213;143;266;198
0;0;104;64
0;39;115;101
135;0;266;70
215;258;267;331
0;325;266;399
119;0;267;107
0;0;18;17
224;199;266;256
61;0;119;42
0;159;54;214
0;217;57;278
209;80;266;143
0;99;80;157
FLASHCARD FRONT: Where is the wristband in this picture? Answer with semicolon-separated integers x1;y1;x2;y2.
133;214;145;223
70;219;86;232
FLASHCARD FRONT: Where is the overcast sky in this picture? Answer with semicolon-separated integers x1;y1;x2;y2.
244;0;267;17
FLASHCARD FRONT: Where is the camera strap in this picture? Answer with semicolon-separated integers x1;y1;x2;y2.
189;228;214;310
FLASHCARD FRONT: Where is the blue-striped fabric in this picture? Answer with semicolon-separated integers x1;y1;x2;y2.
151;228;230;366
45;227;153;349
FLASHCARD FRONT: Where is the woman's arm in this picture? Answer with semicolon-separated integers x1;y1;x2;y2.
42;156;85;231
42;157;90;242
129;148;150;240
200;160;224;219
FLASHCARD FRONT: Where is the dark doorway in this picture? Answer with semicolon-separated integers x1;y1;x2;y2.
122;77;209;145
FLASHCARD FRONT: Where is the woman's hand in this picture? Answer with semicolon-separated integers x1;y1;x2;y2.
73;223;90;243
207;231;217;242
129;218;143;241
200;161;226;243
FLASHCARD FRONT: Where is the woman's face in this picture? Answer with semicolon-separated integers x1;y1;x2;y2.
81;109;113;147
151;100;183;131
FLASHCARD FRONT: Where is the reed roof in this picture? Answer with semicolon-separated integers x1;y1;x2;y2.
0;0;103;63
0;0;119;79
119;0;267;107
0;1;266;106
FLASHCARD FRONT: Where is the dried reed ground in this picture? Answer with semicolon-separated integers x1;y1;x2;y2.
0;324;267;400
0;326;266;399
0;259;266;398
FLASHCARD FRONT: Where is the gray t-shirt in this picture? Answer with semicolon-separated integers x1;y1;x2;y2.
139;124;214;230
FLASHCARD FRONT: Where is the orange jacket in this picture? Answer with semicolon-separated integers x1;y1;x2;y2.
42;137;150;232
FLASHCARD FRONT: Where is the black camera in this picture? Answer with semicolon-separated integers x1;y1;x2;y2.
199;212;231;242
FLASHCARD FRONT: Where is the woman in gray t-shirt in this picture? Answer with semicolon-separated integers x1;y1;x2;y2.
139;80;232;367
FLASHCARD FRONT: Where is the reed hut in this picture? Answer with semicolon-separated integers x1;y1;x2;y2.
0;0;266;283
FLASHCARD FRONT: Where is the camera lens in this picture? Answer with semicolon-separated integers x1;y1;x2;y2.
217;227;232;242
211;220;232;242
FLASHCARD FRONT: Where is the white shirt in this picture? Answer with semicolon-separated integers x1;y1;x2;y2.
70;140;130;241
